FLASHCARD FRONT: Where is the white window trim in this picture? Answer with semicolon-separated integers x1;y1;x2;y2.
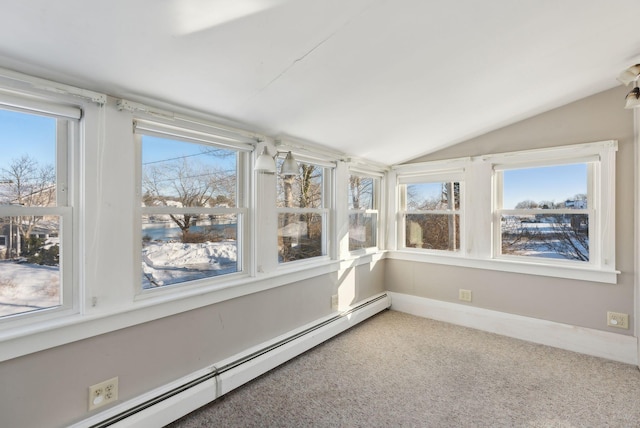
0;96;81;332
489;141;616;273
0;75;392;363
396;169;465;255
134;118;252;297
275;156;332;266
347;169;382;255
389;141;619;284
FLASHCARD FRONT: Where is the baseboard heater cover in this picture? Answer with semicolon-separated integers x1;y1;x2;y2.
75;292;390;428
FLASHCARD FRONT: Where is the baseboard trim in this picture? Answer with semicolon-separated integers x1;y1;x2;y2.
388;292;638;366
73;292;390;428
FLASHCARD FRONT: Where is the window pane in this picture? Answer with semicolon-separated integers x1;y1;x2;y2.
278;213;323;262
348;176;374;210
0;109;57;207
407;182;459;210
276;162;323;209
502;164;587;210
142;136;237;208
142;213;238;288
405;213;460;251
501;214;589;261
0;216;61;317
349;212;377;250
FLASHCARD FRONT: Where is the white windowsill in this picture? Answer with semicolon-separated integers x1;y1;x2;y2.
386;250;619;284
0;263;340;362
0;252;387;363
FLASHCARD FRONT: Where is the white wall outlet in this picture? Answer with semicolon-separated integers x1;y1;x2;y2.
88;377;119;410
331;294;339;310
458;289;472;302
607;311;629;329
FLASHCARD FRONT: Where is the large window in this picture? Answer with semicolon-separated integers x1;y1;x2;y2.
399;177;462;252
348;174;379;251
138;125;247;289
0;105;76;319
496;162;592;262
276;158;329;263
391;141;617;282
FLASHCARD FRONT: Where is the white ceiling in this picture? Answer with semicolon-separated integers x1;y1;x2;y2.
0;0;638;165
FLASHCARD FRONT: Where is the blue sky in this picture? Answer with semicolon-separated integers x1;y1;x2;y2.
0;109;56;172
0;108;236;174
407;163;587;210
502;163;587;209
142;135;236;170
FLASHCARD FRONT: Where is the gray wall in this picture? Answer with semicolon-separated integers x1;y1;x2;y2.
386;86;635;335
0;262;384;428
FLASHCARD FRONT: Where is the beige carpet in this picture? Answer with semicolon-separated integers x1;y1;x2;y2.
167;310;640;427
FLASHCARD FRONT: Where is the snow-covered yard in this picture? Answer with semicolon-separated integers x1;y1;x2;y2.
142;240;237;288
0;261;60;317
502;220;589;261
0;239;238;318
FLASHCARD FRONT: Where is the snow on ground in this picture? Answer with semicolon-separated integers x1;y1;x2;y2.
0;241;238;317
142;240;237;288
0;261;60;317
502;221;589;260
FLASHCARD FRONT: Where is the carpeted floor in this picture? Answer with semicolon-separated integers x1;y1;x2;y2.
167;310;640;427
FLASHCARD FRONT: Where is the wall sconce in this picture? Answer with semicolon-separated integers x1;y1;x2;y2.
254;147;299;175
618;64;640;109
625;84;640;109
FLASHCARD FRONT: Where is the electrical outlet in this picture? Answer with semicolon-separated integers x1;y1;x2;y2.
331;294;339;310
607;311;629;329
89;377;119;410
458;289;472;302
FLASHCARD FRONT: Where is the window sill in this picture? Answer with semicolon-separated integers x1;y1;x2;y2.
386;250;619;284
340;250;386;269
0;250;390;363
0;259;347;362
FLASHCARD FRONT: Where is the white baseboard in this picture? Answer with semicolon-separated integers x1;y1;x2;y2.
388;292;638;366
72;292;391;428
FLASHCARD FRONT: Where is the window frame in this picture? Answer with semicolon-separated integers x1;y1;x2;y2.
493;160;595;265
488;143;617;274
397;170;465;255
275;154;332;265
0;97;79;328
389;141;618;283
134;119;252;296
347;171;381;253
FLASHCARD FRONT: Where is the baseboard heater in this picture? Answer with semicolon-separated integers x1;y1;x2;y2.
77;292;390;428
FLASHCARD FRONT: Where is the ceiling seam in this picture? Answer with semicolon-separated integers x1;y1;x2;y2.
241;1;381;108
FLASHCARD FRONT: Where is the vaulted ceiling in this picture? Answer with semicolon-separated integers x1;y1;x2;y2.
0;0;638;164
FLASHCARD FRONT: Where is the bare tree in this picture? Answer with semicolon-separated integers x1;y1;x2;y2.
143;156;235;242
504;198;589;261
515;200;538;209
278;164;323;262
405;182;459;251
1;155;56;257
349;175;374;210
348;176;376;250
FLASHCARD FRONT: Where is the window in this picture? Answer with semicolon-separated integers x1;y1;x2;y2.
391;142;616;282
489;140;618;276
276;158;329;263
400;179;461;251
0;105;76;319
348;174;379;251
496;163;591;262
137;122;248;289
